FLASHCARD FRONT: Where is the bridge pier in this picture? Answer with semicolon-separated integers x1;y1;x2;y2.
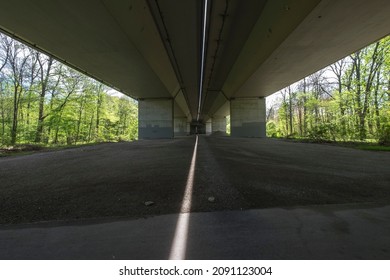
138;99;174;139
212;116;227;134
174;117;188;136
230;97;266;137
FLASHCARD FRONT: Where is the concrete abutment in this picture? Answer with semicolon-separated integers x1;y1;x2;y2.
212;116;227;134
174;117;188;136
230;97;266;137
138;99;174;139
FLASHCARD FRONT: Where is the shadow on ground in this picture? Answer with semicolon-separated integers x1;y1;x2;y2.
0;135;389;225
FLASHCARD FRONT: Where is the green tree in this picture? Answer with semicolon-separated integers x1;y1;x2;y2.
0;32;139;147
267;35;390;145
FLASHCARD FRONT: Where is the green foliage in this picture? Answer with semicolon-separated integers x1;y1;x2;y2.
226;115;231;135
267;35;390;145
357;145;390;151
266;121;278;137
378;124;390;145
0;33;138;148
306;123;333;141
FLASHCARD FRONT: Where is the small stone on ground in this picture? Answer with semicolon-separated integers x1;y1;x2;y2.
144;201;154;206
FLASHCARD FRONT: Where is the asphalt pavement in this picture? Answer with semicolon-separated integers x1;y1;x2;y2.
1;135;389;259
0;203;389;259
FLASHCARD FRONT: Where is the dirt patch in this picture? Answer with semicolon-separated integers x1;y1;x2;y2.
0;144;43;157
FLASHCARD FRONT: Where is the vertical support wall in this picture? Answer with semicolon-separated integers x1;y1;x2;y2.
212;116;227;133
138;99;173;139
174;117;188;136
230;97;266;137
205;120;212;134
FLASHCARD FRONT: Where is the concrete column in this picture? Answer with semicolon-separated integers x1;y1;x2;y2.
230;97;266;137
138;99;173;139
212;116;226;133
206;119;212;134
174;117;188;136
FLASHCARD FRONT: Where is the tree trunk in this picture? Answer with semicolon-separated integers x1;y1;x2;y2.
297;104;303;136
35;95;45;143
75;95;85;143
11;86;19;145
329;59;346;138
95;91;102;140
303;78;307;136
88;114;94;142
35;57;53;143
0;94;5;144
288;86;293;135
352;52;365;139
373;70;381;134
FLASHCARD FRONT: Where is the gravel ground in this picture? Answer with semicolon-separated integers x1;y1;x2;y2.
0;135;389;225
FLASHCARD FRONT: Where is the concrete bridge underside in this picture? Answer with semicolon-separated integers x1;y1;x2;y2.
0;0;389;138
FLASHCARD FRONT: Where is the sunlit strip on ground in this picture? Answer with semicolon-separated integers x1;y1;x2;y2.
169;135;199;260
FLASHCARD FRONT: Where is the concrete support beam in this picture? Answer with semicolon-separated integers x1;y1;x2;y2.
174;117;188;136
212;116;226;133
138;99;173;139
230;98;266;137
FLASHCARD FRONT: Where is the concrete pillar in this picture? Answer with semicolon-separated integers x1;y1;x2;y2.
206;119;212;134
212;116;226;133
230;97;266;137
174;117;188;136
138;99;173;139
190;121;205;134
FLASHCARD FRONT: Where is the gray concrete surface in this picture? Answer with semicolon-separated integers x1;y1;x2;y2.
138;99;174;139
0;204;389;259
0;135;390;259
230;98;266;137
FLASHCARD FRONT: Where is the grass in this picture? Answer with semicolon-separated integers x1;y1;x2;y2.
1;137;389;158
0;151;35;157
272;137;390;152
356;145;390;151
0;141;117;157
